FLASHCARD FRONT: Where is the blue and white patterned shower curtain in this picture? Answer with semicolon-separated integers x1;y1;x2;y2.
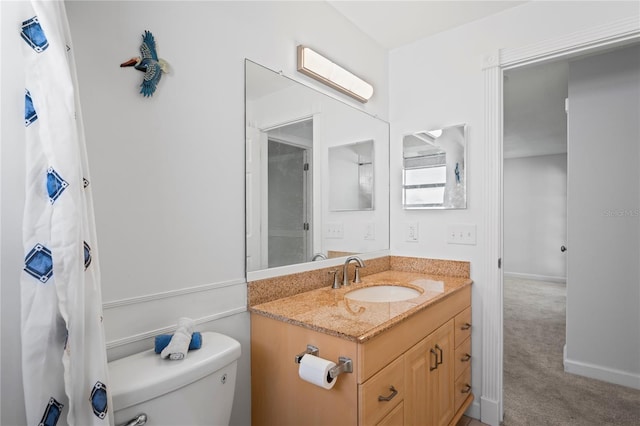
20;1;113;425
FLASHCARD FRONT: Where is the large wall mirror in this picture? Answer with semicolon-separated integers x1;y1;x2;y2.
245;60;390;275
402;124;467;209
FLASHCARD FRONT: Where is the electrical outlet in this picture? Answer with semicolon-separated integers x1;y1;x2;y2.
325;223;344;239
364;222;375;240
406;222;419;242
447;224;476;245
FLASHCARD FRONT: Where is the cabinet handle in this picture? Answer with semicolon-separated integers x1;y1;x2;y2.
378;386;398;402
460;322;471;330
435;344;443;366
461;384;472;394
461;353;471;362
429;348;438;371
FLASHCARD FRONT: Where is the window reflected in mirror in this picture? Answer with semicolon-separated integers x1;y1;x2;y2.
402;124;467;209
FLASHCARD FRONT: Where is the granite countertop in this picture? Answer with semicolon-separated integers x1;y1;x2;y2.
250;270;472;343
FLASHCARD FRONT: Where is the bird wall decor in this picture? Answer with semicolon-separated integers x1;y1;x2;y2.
120;30;168;97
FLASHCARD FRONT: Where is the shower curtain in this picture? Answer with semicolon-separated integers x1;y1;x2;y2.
20;1;112;425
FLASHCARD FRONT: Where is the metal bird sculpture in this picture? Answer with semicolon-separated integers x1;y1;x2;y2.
120;30;168;97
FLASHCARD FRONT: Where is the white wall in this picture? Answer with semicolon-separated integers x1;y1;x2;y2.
1;2;388;425
504;154;567;281
565;44;640;388
389;0;640;419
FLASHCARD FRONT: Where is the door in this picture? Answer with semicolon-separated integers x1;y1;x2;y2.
404;320;454;426
430;320;454;426
404;339;429;426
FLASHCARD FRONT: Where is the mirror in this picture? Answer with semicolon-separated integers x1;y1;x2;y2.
329;140;374;211
402;124;467;209
245;60;389;273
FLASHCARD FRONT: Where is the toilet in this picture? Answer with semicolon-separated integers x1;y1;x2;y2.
108;331;241;426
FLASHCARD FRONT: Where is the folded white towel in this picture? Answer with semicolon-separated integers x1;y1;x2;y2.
161;317;195;360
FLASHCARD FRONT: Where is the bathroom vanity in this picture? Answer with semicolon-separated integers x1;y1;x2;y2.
250;267;473;426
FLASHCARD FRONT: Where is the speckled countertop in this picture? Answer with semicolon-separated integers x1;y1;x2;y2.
250;270;472;343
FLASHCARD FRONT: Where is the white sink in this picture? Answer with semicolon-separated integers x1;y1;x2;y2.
345;285;422;303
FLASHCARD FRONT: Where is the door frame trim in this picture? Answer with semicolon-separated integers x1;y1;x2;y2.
480;16;640;426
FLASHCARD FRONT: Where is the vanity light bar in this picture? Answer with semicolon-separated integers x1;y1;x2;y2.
297;45;374;103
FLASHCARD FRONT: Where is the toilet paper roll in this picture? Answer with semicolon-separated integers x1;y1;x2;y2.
298;354;337;389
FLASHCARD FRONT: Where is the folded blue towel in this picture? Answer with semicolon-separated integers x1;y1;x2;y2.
154;332;202;354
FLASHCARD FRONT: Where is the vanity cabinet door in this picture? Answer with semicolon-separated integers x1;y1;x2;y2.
403;319;454;426
403;339;429;426
430;320;455;426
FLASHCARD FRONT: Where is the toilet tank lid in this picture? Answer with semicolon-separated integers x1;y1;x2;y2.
108;331;241;411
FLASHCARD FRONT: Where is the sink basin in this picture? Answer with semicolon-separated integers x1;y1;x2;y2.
345;285;422;303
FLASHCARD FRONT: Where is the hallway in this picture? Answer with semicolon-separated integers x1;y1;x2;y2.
503;277;640;425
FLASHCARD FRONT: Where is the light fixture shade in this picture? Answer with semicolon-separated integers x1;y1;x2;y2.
297;45;374;103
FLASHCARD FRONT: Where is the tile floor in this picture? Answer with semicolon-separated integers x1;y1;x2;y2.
456;415;490;426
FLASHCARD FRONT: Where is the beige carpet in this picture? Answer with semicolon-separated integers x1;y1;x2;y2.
503;277;640;425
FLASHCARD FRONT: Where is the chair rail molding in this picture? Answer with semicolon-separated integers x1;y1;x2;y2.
102;278;247;349
481;15;640;426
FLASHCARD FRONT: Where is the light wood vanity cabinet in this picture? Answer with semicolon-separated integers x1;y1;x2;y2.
251;285;472;426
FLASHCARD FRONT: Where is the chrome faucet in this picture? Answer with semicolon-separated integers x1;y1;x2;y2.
343;256;365;286
311;253;327;261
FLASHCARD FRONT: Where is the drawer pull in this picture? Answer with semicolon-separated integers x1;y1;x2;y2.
461;384;472;394
435;344;443;366
460;322;471;330
378;386;398;402
429;348;438;371
461;353;471;362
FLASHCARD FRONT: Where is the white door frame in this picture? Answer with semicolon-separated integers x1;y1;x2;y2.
480;16;640;426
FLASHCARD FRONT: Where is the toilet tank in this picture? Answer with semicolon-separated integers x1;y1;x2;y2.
108;332;241;426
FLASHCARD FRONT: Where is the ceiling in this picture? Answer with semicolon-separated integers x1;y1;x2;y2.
504;61;568;159
327;0;568;158
327;1;527;50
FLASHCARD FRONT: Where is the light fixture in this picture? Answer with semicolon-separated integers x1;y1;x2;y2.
297;45;374;103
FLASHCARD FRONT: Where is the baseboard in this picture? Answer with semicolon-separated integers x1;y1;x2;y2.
563;347;640;390
504;271;566;283
465;399;481;421
480;395;501;426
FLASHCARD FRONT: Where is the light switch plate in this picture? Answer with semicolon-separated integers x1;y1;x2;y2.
325;223;344;239
447;224;476;245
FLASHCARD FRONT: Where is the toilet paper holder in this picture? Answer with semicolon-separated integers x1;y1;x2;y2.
294;344;353;379
328;356;353;379
295;344;319;364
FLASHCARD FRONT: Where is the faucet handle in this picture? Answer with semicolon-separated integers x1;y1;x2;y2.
353;266;362;284
329;270;340;289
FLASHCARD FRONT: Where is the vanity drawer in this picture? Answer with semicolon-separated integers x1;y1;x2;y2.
454;336;472;379
454;366;472;412
376;400;404;426
454;306;472;346
359;355;405;426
